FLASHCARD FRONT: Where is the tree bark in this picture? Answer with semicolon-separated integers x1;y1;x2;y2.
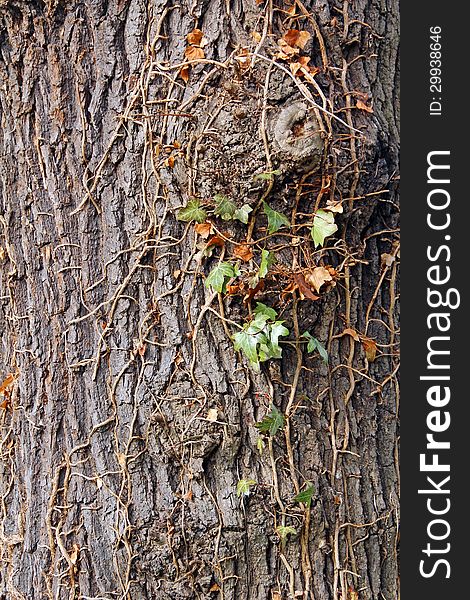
0;1;399;599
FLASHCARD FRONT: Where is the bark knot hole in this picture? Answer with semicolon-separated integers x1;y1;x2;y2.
273;101;324;169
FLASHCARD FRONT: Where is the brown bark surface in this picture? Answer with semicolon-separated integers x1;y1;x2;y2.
0;1;399;599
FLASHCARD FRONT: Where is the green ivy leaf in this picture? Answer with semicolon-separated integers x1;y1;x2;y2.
269;321;289;356
276;525;297;540
236;478;256;497
259;249;276;279
233;204;253;224
256;436;265;454
254;302;277;321
302;331;328;364
205;262;238;293
293;484;315;508
233;330;261;371
177;199;207;223
254;169;282;181
248;273;260;289
255;405;285;436
311;210;338;248
233;304;289;371
214;194;237;220
263;202;290;234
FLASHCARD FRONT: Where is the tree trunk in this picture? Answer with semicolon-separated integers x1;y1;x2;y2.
0;1;399;599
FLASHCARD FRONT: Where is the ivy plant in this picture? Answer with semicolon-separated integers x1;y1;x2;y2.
302;331;328;364
255;405;285;437
233;303;289;372
205;262;240;293
236;479;256;497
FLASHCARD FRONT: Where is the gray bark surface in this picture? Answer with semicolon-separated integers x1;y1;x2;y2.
0;1;399;599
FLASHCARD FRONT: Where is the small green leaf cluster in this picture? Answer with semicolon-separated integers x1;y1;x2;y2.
263;202;290;234
214;194;253;224
255;405;285;436
311;209;338;247
301;331;328;363
293;484;315;508
177;199;208;223
236;479;256;497
233;303;289;372
205;262;240;293
276;525;297;540
177;195;252;224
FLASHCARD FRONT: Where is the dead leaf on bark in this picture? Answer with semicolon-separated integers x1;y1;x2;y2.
325;199;344;213
362;337;377;362
290;56;317;76
194;222;212;238
226;283;242;295
235;47;250;70
381;252;396;267
283;29;311;49
356;99;374;113
206;235;226;249
243;278;265;303
305;266;333;293
234;244;254;262
293;273;320;301
179;64;190;83
187;28;204;45
277;38;299;59
207;408;218;421
343;328;360;342
184;46;205;61
0;372;18;395
70;544;80;565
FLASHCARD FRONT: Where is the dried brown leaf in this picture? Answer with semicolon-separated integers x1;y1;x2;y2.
294;273;320;301
194;222;212;238
381;252;396;268
243;278;265;303
325;199;344;213
186;28;204;46
0;372;17;395
343;328;360;342
70;544;80;565
226;283;242;295
184;45;205;61
305;266;333;293
283;29;311;49
286;4;296;16
362;337;377;362
206;235;226;248
234;244;254;262
179;64;190;83
277;38;299;57
356;99;374;113
235;47;251;69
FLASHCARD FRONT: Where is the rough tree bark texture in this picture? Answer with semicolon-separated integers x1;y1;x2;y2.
0;1;399;599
